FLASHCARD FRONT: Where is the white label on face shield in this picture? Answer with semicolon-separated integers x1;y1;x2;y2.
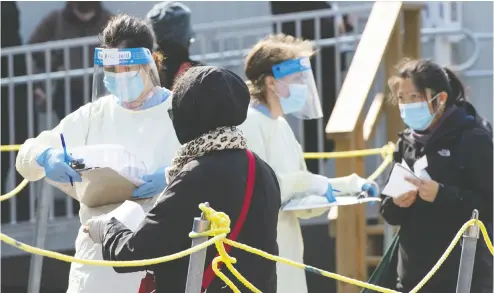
119;51;132;60
102;49;119;66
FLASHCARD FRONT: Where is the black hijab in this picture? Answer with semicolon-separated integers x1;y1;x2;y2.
169;66;250;144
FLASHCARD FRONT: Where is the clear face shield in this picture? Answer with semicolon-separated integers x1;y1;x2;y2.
92;47;161;110
272;57;323;120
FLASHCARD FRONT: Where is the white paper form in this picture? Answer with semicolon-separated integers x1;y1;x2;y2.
413;156;431;180
402;158;431;180
95;200;146;232
71;144;147;186
381;163;419;198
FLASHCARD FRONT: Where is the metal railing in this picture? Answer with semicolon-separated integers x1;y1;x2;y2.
0;5;373;228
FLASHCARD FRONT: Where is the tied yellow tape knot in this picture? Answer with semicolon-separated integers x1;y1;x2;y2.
189;204;262;293
380;142;395;159
189;204;231;239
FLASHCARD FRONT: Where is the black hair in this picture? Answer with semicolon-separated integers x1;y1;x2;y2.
100;14;164;73
389;58;466;109
100;14;156;52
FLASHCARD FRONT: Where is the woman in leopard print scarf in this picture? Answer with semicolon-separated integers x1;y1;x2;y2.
90;66;281;293
165;126;247;183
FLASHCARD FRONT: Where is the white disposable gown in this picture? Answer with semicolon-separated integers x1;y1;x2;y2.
15;89;181;293
239;106;367;293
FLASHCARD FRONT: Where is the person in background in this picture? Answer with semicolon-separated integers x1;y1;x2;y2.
16;15;181;293
239;34;378;293
28;1;112;122
381;58;493;293
0;1;32;224
146;1;203;89
269;1;355;177
85;66;280;293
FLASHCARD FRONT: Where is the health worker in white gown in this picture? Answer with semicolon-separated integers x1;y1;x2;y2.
239;34;378;293
15;15;181;293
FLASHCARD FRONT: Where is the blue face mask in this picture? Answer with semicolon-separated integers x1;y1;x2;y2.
278;84;308;115
103;71;145;102
399;95;440;131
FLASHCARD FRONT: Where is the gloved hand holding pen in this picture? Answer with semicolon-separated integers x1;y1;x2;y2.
36;148;82;183
132;167;167;199
361;182;379;197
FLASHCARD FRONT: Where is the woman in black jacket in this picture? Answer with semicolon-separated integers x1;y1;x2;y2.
381;58;493;293
86;66;280;293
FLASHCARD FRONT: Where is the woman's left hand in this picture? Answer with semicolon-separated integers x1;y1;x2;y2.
405;177;440;202
83;218;110;244
132;167;168;199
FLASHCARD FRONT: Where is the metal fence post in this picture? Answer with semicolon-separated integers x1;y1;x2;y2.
455;209;480;293
27;183;53;293
185;202;211;293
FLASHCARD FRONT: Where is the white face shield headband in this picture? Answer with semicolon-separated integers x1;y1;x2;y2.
271;56;323;120
92;47;161;110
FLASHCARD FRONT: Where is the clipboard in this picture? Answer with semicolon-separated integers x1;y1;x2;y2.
46;167;144;208
281;193;381;212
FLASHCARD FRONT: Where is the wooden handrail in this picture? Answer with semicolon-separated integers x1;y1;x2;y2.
363;93;385;142
325;1;403;140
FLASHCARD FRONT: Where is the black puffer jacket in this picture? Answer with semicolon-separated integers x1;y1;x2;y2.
380;102;493;293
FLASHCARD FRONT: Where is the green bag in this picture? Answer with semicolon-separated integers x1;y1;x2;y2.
361;233;400;293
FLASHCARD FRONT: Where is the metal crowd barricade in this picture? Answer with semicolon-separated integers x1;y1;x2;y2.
0;6;375;292
1;4;377;229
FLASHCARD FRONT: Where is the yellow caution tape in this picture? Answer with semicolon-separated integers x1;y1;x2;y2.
0;143;395;201
0;179;29;202
1;203;492;293
0;225;226;267
0;144;21;152
3;144;393;159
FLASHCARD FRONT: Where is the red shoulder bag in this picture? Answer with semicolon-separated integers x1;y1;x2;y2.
138;149;256;293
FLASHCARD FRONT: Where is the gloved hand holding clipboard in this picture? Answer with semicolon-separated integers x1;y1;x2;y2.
45;144;151;208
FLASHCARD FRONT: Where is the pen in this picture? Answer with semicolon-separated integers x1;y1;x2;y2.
325;188;340;203
60;133;73;186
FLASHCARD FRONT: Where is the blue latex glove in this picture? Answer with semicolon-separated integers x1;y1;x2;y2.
324;183;337;203
36;148;82;183
362;183;378;197
361;183;378;206
132;167;167;199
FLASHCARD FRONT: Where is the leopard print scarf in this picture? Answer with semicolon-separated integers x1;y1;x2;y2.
165;126;247;184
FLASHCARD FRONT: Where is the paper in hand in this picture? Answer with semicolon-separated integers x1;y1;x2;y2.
382;163;419;198
95;200;146;232
413;156;431;180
